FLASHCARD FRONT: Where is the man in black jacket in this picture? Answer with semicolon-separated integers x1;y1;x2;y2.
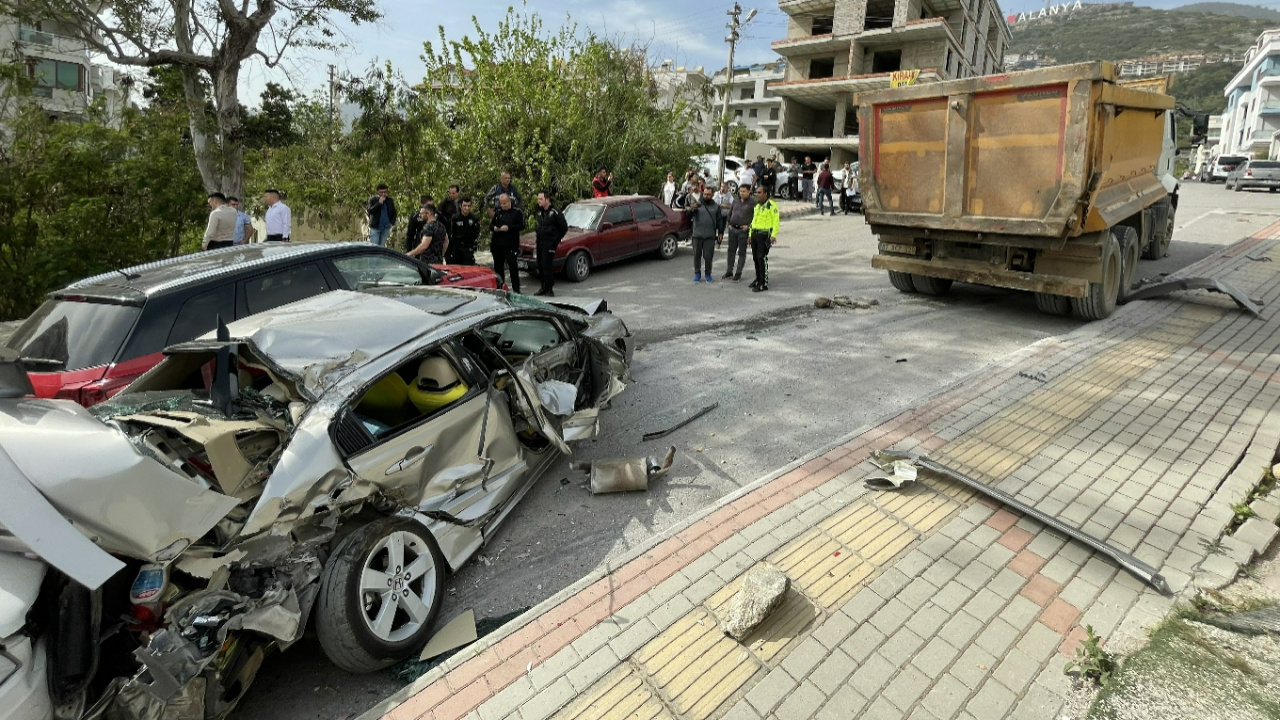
490;194;524;293
485;172;521;211
438;185;461;225
366;184;398;247
533;191;569;296
447;198;481;265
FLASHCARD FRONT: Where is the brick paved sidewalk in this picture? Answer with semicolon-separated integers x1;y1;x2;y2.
361;220;1280;720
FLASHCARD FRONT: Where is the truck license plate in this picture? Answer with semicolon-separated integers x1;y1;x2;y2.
881;242;916;255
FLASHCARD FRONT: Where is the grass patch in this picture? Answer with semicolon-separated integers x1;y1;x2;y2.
1087;616;1280;720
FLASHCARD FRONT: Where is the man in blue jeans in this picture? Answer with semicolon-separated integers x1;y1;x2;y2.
366;183;398;246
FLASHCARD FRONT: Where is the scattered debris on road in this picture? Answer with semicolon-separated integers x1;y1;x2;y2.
719;564;790;641
814;296;878;310
869;449;1172;594
572;447;677;494
865;452;919;490
1126;277;1262;316
418;610;478;661
642;403;719;441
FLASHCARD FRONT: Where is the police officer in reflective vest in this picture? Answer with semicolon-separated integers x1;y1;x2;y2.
749;185;780;292
533;191;568;297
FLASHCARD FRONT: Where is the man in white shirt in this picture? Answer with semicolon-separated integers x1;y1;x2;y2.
262;188;291;242
738;164;757;192
202;192;238;251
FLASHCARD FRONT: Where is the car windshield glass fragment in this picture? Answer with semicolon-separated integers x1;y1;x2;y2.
564;204;604;230
6;299;139;371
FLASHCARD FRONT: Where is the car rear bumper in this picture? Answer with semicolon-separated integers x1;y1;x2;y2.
1236;179;1280;188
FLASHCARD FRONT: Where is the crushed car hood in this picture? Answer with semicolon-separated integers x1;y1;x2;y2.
0;399;239;587
0;552;45;636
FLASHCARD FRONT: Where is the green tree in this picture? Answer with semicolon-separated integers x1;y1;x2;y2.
243;83;301;149
0;64;205;320
1;0;381;200
727;124;760;157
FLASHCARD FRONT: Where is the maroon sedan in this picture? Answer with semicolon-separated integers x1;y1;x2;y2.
518;195;692;282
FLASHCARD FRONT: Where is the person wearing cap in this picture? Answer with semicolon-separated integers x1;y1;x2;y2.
748;184;780;292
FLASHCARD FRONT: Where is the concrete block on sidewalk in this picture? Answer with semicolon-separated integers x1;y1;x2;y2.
1235;517;1279;555
1250;497;1280;523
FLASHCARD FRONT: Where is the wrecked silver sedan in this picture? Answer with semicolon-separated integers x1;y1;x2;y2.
0;287;630;720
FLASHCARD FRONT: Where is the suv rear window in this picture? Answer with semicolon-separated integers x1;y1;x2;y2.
1250;161;1280;169
6;299;140;371
1220;156;1248;165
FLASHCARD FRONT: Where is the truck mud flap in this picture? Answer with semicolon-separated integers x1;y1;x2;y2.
871;450;1171;595
1126;277;1262;317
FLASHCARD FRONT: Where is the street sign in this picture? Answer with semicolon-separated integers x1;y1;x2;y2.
890;70;920;88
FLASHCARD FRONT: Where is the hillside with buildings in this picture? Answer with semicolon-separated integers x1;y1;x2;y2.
1008;2;1272;64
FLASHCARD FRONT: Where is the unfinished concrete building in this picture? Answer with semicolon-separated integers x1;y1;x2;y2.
767;0;1011;166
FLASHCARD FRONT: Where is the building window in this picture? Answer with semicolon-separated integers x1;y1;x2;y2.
28;58;84;95
735;109;743;119
767;129;777;139
812;16;834;35
770;107;780;120
810;58;836;80
749;108;758;118
740;87;755;100
865;0;895;30
871;50;902;74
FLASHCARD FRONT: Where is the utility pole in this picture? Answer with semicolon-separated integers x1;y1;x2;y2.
328;64;337;120
718;4;756;184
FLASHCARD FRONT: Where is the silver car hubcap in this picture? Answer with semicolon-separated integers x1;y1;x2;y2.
576;255;589;276
359;530;436;642
662;237;675;255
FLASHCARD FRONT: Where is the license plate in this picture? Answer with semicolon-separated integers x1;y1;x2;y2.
880;242;915;255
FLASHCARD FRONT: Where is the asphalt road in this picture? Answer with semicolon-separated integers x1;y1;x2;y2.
225;182;1280;720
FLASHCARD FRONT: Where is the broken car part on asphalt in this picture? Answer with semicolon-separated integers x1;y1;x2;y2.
572;447;677;494
642;403;719;441
417;609;478;661
1126;277;1262;316
0;288;633;720
870;450;1172;595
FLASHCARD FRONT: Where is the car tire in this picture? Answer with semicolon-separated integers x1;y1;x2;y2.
656;234;679;261
911;275;953;296
316;517;444;673
778;184;792;200
1071;234;1121;321
726;181;738;194
564;250;591;282
1235;182;1244;192
1034;292;1072;316
888;271;917;293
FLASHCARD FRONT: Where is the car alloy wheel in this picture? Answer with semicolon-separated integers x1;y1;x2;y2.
359;529;437;643
658;234;678;260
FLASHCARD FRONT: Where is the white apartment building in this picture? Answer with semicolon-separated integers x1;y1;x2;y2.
710;61;786;142
652;61;716;145
1;16;129;124
1220;29;1280;160
1194;115;1224;175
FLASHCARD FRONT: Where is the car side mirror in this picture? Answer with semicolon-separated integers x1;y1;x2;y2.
599;222;614;231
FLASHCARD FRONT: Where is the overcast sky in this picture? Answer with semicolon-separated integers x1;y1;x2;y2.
238;0;1228;104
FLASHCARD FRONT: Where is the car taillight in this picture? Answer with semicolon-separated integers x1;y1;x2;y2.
66;376;136;407
1247;169;1254;177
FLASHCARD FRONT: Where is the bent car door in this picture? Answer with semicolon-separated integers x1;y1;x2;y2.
340;341;526;525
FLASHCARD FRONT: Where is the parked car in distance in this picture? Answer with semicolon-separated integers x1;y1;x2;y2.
1200;154;1249;183
6;243;500;406
518;196;692;282
1226;159;1280;192
692;153;748;192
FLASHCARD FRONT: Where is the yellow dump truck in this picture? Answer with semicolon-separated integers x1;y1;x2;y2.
857;62;1178;320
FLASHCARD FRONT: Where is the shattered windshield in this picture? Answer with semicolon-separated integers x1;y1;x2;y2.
6;299;140;371
92;388;293;426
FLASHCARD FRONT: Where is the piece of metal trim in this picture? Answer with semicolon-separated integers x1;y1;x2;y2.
1126;277;1262;316
642;403;719;441
875;450;1171;595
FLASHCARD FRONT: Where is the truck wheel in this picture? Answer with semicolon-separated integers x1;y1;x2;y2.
1034;293;1072;316
1115;226;1140;303
1071;235;1121;321
564;250;591;282
911;275;953;296
887;271;916;293
316;517;444;673
1142;208;1174;260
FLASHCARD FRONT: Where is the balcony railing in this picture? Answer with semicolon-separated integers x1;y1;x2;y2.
18;26;54;46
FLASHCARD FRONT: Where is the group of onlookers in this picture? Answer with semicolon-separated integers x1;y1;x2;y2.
683;172;781;292
201;190;291;250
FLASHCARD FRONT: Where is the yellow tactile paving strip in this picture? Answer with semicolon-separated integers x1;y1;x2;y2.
549;307;1229;720
934;306;1224;482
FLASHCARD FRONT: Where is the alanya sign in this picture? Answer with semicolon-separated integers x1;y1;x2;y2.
1006;1;1084;24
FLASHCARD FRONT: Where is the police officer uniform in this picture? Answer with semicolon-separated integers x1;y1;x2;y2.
749;193;780;292
533;203;569;296
447;212;481;265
